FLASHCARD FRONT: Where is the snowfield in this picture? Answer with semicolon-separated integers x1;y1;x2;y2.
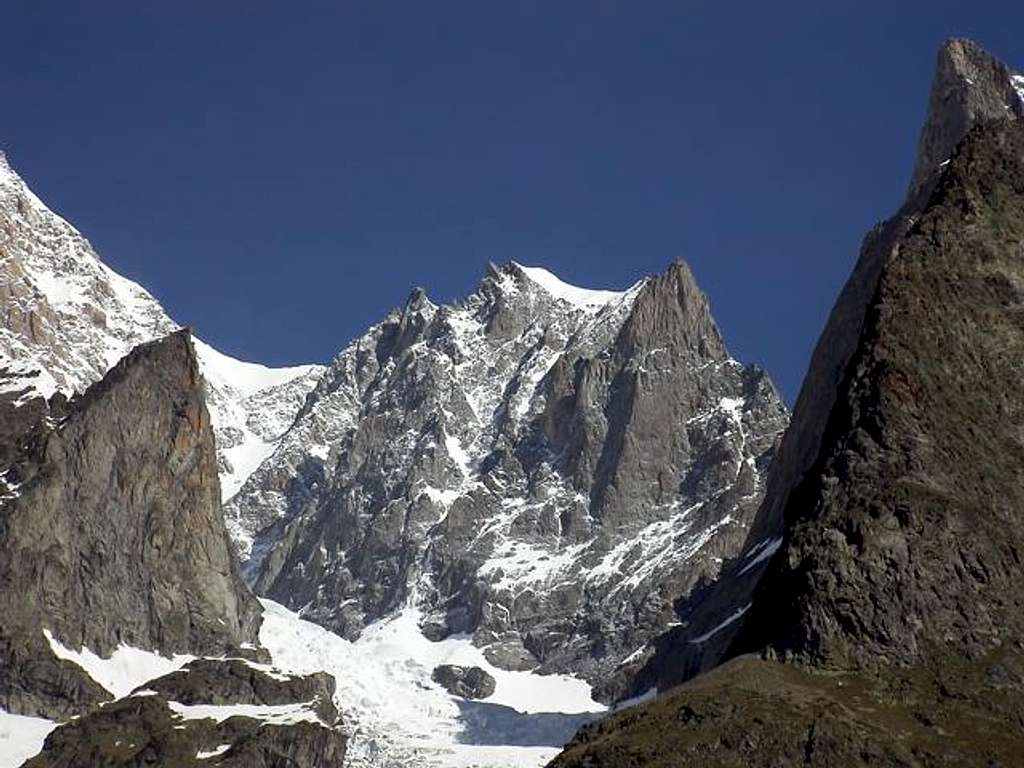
44;629;195;699
259;599;606;767
10;601;608;767
0;710;57;768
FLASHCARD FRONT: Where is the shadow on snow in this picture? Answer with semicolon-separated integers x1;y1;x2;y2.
453;699;601;747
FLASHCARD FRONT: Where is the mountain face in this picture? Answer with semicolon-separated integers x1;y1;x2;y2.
0;330;262;719
629;36;1024;696
229;259;788;697
0;329;348;766
0;141;789;763
738;42;1024;676
552;38;1024;767
0;153;324;502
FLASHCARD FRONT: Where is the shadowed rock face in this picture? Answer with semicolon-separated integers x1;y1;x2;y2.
0;330;263;719
635;35;1024;697
551;38;1024;768
740;114;1024;671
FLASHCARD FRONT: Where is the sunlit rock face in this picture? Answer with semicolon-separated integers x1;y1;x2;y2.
0;152;324;507
239;259;788;698
0;331;263;720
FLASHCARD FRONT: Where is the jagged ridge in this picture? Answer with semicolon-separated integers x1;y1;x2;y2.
230;258;788;701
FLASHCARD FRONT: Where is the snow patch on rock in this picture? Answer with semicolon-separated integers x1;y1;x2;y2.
1012;74;1024;107
168;700;325;726
43;629;194;699
0;709;57;768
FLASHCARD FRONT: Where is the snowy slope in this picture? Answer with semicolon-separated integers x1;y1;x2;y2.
0;151;324;498
7;599;605;768
515;264;628;310
259;599;604;768
0;709;56;768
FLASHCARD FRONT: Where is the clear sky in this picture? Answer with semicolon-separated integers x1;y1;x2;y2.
3;2;1023;401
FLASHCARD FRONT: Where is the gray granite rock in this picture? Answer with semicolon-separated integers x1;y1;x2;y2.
0;330;263;719
239;260;788;700
432;664;496;700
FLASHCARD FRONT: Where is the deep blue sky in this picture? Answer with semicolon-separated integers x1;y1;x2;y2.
3;3;1023;401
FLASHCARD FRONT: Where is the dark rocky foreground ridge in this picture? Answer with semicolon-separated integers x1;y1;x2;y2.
24;660;345;768
551;38;1024;768
0;330;345;765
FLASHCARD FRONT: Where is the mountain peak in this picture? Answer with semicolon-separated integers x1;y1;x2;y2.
908;38;1023;198
509;261;635;310
0;328;262;718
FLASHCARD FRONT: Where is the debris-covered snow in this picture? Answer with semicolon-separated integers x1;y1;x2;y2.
0;709;57;768
259;598;604;767
43;629;194;698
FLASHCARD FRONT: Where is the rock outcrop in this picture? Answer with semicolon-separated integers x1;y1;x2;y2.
551;38;1024;767
432;664;497;700
24;660;346;768
0;330;263;719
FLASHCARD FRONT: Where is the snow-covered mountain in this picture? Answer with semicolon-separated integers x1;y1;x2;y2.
0;146;789;766
0;151;324;498
231;257;789;701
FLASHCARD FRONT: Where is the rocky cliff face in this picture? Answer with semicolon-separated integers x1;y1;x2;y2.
0;329;348;767
551;38;1024;768
633;37;1024;696
0;153;324;501
740;90;1024;679
231;259;787;697
0;329;263;719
